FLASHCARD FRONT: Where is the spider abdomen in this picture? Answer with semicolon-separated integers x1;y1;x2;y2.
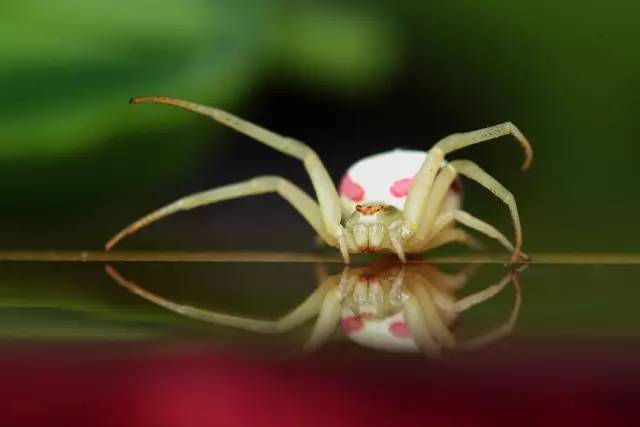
339;149;462;218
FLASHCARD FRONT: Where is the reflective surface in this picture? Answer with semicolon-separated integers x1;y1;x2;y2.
3;254;639;350
104;261;521;357
3;254;640;426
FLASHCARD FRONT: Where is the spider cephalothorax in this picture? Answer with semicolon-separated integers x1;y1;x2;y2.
106;97;533;263
342;203;404;254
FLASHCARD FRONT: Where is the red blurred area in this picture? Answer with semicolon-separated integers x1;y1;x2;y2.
4;342;640;427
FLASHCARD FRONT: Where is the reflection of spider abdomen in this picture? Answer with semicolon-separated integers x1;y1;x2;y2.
339;149;462;218
340;307;420;353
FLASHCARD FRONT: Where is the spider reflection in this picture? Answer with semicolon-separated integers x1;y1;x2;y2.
106;261;522;357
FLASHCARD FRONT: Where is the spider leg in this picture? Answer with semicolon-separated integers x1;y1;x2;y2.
406;161;518;257
403;122;532;238
303;286;343;352
408;275;456;348
427;210;516;255
434;122;533;171
130;97;342;237
106;175;336;250
455;268;514;312
407;159;524;261
422;228;485;251
105;264;339;334
448;160;525;262
403;292;442;357
456;269;523;350
417;263;479;293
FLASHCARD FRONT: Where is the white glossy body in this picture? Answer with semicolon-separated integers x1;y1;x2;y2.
338;149;462;218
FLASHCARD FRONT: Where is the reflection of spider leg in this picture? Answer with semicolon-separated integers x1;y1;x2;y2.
129;97;342;238
409;276;456;348
303;287;343;352
313;263;329;285
455;270;513;312
105;264;337;335
403;293;441;357
417;264;479;314
416;264;478;292
106;176;335;250
456;270;523;351
403;123;532;245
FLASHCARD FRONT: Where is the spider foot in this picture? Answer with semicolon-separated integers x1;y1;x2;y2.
510;250;531;264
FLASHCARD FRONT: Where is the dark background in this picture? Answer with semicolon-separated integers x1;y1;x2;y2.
1;1;639;252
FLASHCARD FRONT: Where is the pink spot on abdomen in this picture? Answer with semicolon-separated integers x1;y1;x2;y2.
341;316;364;333
390;178;414;198
389;321;411;338
339;175;365;202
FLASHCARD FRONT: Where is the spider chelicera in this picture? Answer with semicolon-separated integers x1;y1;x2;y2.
105;97;533;263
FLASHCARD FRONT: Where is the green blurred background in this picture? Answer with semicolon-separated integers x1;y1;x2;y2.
1;0;639;252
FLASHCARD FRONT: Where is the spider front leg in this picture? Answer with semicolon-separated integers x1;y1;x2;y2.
106;175;337;252
128;97;343;242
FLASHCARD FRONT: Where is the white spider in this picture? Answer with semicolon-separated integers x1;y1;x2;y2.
105;262;523;357
106;97;533;263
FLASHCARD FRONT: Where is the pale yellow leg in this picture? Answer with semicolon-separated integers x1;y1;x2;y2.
447;160;525;262
414;264;479;293
130;97;342;238
106;175;336;250
433;122;533;171
410;163;458;245
423;228;485;251
303;287;343;352
457;270;523;350
403;122;532;241
428;210;516;255
403;293;441;357
407;158;521;261
105;264;340;335
455;269;514;312
408;276;456;349
402;148;445;235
